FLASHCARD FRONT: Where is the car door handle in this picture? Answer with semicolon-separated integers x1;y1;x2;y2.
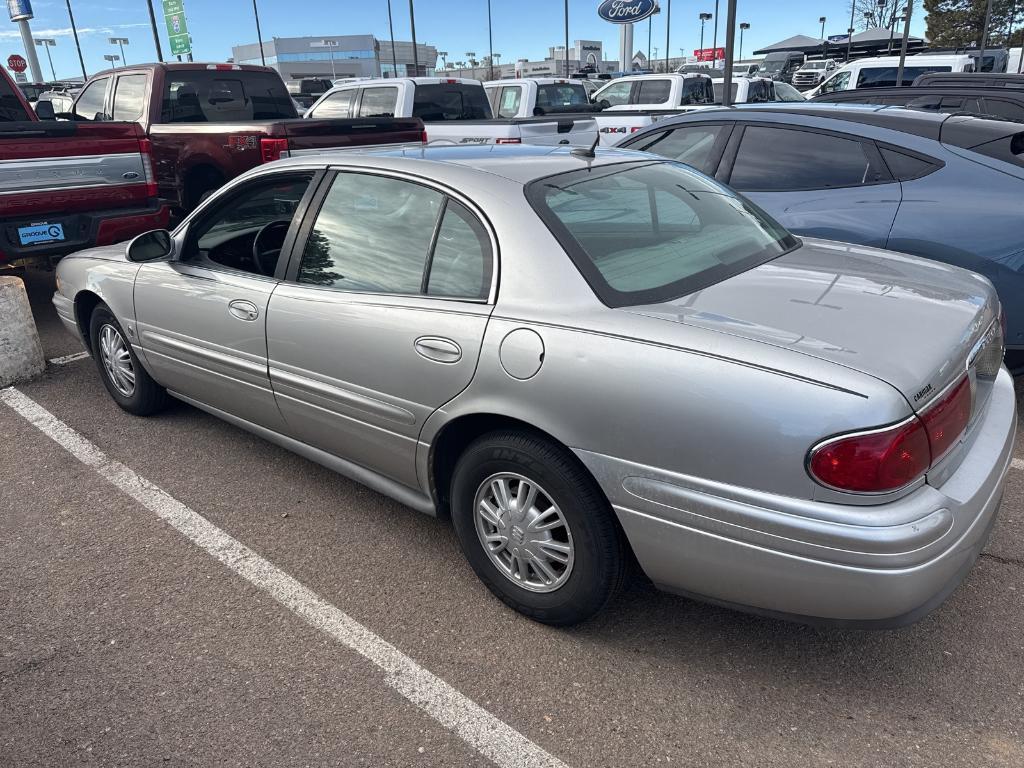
228;299;259;322
414;336;462;364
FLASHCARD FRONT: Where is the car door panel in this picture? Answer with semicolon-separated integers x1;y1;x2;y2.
742;188;900;248
266;289;490;488
135;262;286;430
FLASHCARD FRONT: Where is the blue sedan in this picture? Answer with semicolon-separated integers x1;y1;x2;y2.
619;104;1024;361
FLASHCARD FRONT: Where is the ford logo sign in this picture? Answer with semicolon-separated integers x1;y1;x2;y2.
597;0;658;24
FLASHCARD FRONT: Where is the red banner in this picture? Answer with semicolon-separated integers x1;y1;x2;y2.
693;48;726;62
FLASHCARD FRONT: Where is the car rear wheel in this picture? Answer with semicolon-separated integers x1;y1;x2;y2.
451;430;629;626
89;305;168;416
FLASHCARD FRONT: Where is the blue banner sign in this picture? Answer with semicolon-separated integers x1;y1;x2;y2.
597;0;658;24
7;0;33;22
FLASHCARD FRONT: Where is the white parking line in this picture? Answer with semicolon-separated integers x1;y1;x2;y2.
48;351;90;366
0;387;568;768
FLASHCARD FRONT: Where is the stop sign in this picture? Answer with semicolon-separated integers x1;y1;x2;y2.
7;54;27;73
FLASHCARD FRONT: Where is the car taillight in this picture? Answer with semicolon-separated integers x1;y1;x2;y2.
808;374;973;493
921;376;972;462
495;137;521;144
139;138;158;198
260;138;290;163
421;129;428;144
808;418;931;493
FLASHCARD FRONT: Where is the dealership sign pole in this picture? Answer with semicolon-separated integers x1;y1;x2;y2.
7;0;44;84
598;0;659;73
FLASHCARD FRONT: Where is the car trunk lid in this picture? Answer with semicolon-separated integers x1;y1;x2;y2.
623;238;1002;412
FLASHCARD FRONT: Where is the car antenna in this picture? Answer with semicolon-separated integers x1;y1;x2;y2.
571;134;600;159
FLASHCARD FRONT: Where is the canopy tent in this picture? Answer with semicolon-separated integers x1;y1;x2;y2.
754;27;929;59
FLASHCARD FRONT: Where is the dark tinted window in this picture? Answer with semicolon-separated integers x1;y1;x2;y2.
412;84;491;120
712;82;738;102
308;89;354;119
299;173;442;293
74;77;110;121
536;83;589;109
983;98;1024;123
856;66;952;88
426;201;492;299
527;162;796;307
746;80;770;103
681;77;714;104
969;132;1024;169
161;70;295;123
633;125;726;173
112;74;147;121
0;76;32;121
730;126;885;191
879;147;939;181
636;79;671;104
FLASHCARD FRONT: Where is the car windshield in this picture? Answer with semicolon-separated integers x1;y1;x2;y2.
537;84;590;108
161;70;296;122
527;161;797;307
804;62;828;70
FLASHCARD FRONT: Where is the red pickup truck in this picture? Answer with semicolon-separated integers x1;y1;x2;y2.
64;63;425;210
1;67;170;268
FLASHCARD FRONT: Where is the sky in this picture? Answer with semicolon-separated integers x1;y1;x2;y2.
3;0;931;82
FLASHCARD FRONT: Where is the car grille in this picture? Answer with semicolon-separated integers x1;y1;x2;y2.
793;74;818;86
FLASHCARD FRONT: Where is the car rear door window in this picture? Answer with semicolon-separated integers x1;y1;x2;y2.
982;98;1024;122
595;80;633;106
636;79;671;104
878;147;941;181
298;173;442;293
633;125;726;174
74;77;110;121
496;86;523;118
112;74;147;121
309;89;354;119
426;201;493;300
729;126;886;192
412;84;491;119
357;87;399;117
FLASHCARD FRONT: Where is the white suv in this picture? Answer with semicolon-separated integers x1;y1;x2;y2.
792;59;837;90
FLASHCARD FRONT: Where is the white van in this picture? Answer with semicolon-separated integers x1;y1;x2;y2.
806;54;975;98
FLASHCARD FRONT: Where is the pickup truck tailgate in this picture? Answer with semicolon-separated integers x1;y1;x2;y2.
282;118;425;155
515;116;598;147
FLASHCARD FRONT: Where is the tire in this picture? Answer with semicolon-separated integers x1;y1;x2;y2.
451;430;629;626
89;305;168;416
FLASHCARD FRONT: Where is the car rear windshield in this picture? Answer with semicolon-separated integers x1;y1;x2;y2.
161;70;296;122
527;161;797;307
536;83;590;108
412;84;492;120
1;77;32;121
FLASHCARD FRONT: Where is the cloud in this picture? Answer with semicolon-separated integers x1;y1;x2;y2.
0;22;147;40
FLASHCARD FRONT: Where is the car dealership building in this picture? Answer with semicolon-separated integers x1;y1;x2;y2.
232;35;438;80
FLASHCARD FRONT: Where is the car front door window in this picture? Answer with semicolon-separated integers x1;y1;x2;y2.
74;78;110;121
819;70;850;94
310;89;354;119
596;81;633;106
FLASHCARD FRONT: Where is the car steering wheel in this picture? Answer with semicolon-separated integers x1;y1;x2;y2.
251;220;292;276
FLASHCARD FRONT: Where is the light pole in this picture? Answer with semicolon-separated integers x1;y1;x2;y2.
980;0;994;70
65;1;87;80
699;12;712;56
564;0;570;78
466;51;475;79
819;16;827;57
145;0;164;61
409;0;419;76
847;0;856;61
103;53;120;71
739;22;749;61
664;0;672;75
722;0;737;104
252;1;265;66
108;37;129;66
35;38;57;81
493;53;501;78
315;40;339;79
896;2;914;85
386;0;398;76
438;50;448;72
712;0;720;68
487;0;494;80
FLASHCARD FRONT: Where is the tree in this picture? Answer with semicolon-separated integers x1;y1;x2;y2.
924;0;1018;47
855;0;906;31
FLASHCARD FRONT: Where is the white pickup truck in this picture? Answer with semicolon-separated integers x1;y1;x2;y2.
482;73;717;146
305;77;597;147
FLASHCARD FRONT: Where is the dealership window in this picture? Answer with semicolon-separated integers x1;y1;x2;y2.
729;126;886;192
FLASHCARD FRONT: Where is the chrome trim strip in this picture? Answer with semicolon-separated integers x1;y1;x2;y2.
0;152;147;195
142;331;267;378
270;367;417;426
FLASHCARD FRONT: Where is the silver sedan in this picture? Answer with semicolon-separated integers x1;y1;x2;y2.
53;146;1016;627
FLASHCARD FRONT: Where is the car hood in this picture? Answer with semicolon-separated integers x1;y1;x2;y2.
623;238;999;408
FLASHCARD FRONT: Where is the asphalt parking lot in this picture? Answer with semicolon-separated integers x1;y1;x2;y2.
2;267;1023;767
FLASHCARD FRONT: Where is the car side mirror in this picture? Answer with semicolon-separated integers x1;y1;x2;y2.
598;99;611;110
35;100;55;120
127;229;174;263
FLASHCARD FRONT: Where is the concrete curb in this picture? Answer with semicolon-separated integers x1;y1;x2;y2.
0;275;45;387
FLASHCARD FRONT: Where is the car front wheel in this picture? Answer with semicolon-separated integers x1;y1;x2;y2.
451;431;629;626
89;305;168;416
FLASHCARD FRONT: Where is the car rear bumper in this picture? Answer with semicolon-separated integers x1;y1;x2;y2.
575;367;1017;627
0;201;171;266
